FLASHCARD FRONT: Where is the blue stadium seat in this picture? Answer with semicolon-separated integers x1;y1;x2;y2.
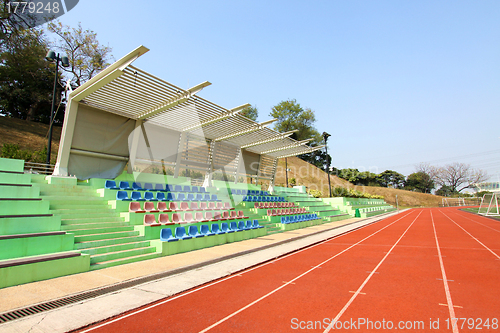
188;225;204;238
199;187;206;193
116;191;131;201
160;228;178;242
186;193;195;201
166;184;174;192
238;221;247;230
144;183;154;191
166;192;175;201
201;194;210;201
155;184;166;191
210;223;224;234
200;224;215;236
231;189;236;195
132;182;143;191
105;180;119;189
131;191;145;201
230;221;241;232
183;185;191;192
211;194;220;201
144;191;158;201
191;186;199;193
177;193;186;201
156;192;167;201
221;222;234;233
174;185;183;192
175;226;192;240
195;193;203;201
245;220;253;229
252;219;263;229
119;181;133;190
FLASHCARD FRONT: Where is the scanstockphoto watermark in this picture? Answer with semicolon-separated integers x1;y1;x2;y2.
4;0;80;29
290;317;500;330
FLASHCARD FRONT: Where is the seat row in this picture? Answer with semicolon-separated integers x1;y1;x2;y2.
254;202;295;209
160;221;263;242
267;208;307;216
230;189;269;196
117;191;220;202
105;180;206;193
281;214;318;224
242;195;284;202
142;210;249;226
130;201;233;213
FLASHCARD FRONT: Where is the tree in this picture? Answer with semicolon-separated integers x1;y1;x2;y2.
47;21;113;87
270;99;322;144
377;170;405;188
0;27;63;122
240;105;258;121
436;162;488;193
405;171;435;193
436;185;454;197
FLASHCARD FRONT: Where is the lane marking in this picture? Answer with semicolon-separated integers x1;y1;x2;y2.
440;211;500;260
197;212;416;333
79;211;414;333
349;291;366;295
323;211;422;333
439;303;463;308
452;211;500;234
431;210;459;333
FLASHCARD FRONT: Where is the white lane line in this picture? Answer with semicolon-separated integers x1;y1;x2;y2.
79;212;414;333
197;212;416;333
323;211;422;333
431;210;459;333
452;211;500;234
441;211;500;260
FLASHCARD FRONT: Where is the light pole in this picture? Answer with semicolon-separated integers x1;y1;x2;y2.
323;132;331;197
45;51;69;167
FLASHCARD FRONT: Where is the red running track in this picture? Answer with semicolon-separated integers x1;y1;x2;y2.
76;208;500;333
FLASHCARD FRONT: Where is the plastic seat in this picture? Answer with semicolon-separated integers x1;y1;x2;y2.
213;212;222;221
205;212;214;221
231;189;236;195
116;191;132;201
191;186;199;193
144;201;159;212
172;213;183;224
156;192;167;201
238;221;247;230
160;228;178;242
195;193;203;201
254;203;260;209
223;202;233;210
229;221;241;232
166;184;174;192
194;212;204;222
183;212;194;224
253;219;263;229
188;225;204;238
131;191;145;201
105;180;119;189
183;185;191;193
200;224;214;236
208;202;216;210
166;192;175;201
210;223;224;234
157;202;171;212
180;202;190;211
119;181;133;190
174;185;183;192
216;202;223;210
190;202;200;211
169;201;179;211
202;194;211;201
144;191;158;201
245;220;253;229
199;187;206;193
175;226;192;240
236;189;242;195
129;201;145;213
222;211;231;220
132;182;143;191
221;222;233;233
144;183;154;191
144;214;160;226
211;194;219;201
177;193;186;201
228;210;237;220
186;193;195;201
155;184;166;191
158;214;174;225
237;210;248;219
199;202;208;210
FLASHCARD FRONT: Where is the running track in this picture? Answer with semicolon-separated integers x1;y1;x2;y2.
76;208;500;332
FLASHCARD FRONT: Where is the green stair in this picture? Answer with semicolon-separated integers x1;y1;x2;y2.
40;183;160;270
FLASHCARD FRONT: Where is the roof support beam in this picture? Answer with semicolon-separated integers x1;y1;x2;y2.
240;130;298;149
137;81;211;120
214;119;278;142
182;103;250;132
275;145;326;159
259;139;314;155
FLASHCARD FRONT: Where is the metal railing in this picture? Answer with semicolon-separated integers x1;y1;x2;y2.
24;162;55;175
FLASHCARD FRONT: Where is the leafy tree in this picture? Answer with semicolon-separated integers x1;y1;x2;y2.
240;105;258;121
404;171;435;193
47;21;113;87
436;185;455;197
270;99;322;144
377;170;405;188
0;27;63;122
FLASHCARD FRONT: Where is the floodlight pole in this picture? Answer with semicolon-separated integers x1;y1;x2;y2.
45;51;69;167
323;132;332;197
285;158;288;187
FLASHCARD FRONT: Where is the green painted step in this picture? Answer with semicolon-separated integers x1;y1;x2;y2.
61;216;124;224
75;235;147;250
90;252;161;270
67;226;135;236
49;204;111;210
81;241;151;255
90;246;157;264
74;230;140;242
61;221;129;230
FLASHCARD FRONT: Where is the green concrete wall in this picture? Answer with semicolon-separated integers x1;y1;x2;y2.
0;157;24;172
0;200;50;215
0;216;61;236
0;234;75;260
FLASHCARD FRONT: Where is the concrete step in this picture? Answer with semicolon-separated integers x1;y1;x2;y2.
81;241;151;255
74;230;140;242
67;226;135;236
61;221;129;230
61;216;124;224
49;203;110;210
74;235;147;250
90;252;161;270
90;246;157;265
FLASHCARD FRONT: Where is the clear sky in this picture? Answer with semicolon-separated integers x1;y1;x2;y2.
50;0;500;181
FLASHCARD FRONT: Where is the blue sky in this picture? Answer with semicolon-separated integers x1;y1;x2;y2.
51;0;500;181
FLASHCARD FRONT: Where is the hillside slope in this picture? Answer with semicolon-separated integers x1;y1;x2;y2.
275;156;444;207
0;117;443;207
